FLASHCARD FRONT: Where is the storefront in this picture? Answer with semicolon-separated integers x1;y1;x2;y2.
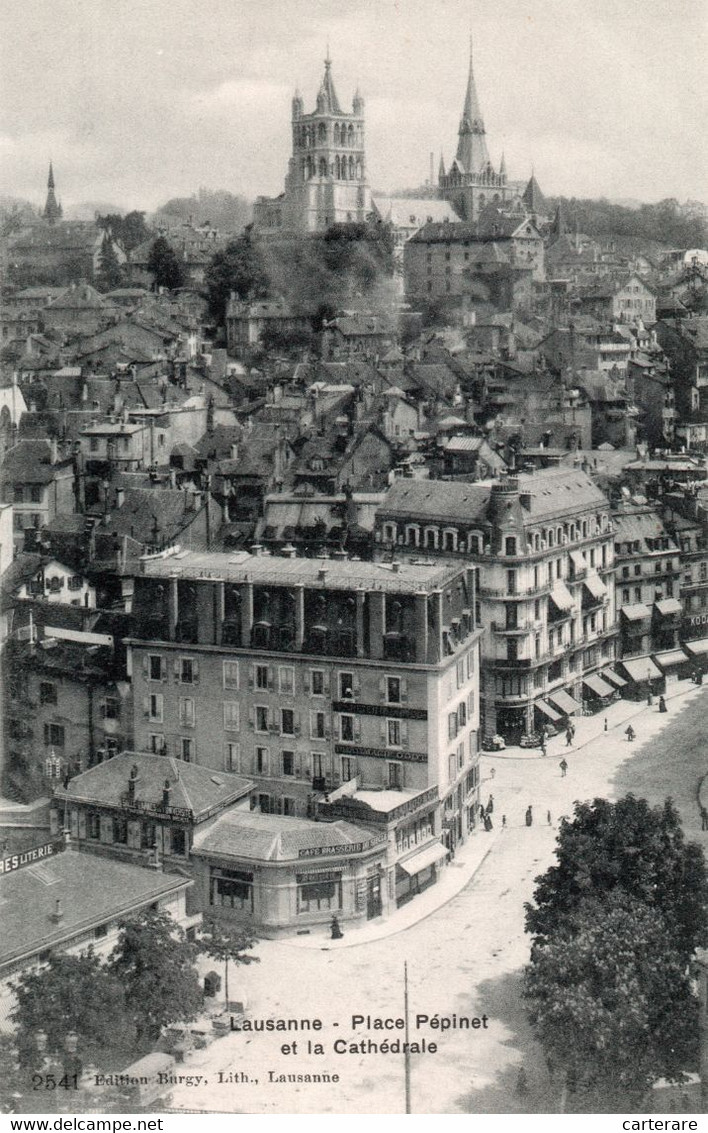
191;810;388;936
601;667;628;696
581;672;617;712
395;841;449;907
547;688;581;719
684;637;708;674
617;655;665;700
653;647;691;683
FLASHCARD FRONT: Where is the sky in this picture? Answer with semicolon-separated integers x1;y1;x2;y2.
1;0;706;214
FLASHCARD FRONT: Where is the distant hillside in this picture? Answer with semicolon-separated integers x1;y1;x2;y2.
153;188;252;234
549;196;707;250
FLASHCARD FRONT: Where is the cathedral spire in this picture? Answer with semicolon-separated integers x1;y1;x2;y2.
317;49;342;114
43;161;62;224
455;33;490;175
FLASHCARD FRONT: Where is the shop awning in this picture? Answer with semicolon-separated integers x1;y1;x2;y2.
583;673;615;698
548;689;580;715
549;581;574;612
654;598;683;617
622;603;651;622
684;637;708;657
397;841;449;876
653;649;689;670
583;573;607;601
620;656;663;682
602;668;627;689
536;699;562;722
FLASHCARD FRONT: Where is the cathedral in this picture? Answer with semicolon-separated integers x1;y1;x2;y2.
252;54;371;237
438;37;545;224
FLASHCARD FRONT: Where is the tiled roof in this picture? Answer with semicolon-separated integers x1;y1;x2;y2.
55;752;252;819
0;846;191;970
0;439;69;484
192;810;383;862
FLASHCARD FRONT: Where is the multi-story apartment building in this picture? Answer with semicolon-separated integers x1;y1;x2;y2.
126;550;483;863
612;503;682;657
374;469;618;739
662;490;708;647
0;439;76;549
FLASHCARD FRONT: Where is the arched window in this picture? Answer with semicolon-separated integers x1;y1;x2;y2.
505;536;517;556
318;122;326;143
333;124;340;145
356;159;362;180
347;124;354;146
334;156;340;179
340;155;347;179
467;533;482;554
424;527;438;550
319;157;327;177
478;193;486;210
348;155;355;179
548;529;554;547
534;532;540;551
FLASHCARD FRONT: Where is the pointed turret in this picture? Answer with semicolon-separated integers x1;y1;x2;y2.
353;86;364;114
499;151;507;182
521;170;548;217
438;152;446;181
455;34;490;175
317;52;342;114
43;161;62;224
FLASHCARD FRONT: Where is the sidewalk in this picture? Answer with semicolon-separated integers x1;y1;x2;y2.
279;675;705;951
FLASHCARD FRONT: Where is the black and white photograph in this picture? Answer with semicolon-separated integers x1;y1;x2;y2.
0;0;707;1121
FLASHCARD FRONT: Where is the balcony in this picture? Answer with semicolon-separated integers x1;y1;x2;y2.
481;580;552;599
491;620;540;634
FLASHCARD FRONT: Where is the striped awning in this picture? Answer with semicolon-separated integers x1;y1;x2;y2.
583;673;615;698
548;689;580;715
654;598;683;617
536;699;562;722
602;668;627;689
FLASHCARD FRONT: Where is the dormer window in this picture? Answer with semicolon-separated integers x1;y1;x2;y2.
505;536;517;557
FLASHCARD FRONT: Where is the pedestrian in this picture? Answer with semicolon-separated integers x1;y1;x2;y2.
540;737;547;757
569;722;576;740
560;758;568;777
490;767;496;779
565;727;573;746
487;794;494;814
701;806;708;832
604;717;608;732
484;813;493;832
659;695;667;713
502;814;507;828
479;803;486;821
625;724;635;742
525;805;533;827
547;810;552;826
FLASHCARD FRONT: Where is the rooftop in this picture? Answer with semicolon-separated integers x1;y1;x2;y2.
192;810;384;862
54;751;253;820
139;549;463;594
0;845;191;970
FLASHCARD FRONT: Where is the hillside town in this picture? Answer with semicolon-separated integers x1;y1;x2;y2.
1;28;708;1116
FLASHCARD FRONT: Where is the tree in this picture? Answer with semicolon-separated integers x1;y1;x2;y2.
96;234;124;292
197;919;259;1007
96;210;150;253
146;236;185;292
204;229;270;324
109;908;202;1044
524;891;698;1110
11;950;132;1067
525;795;708;962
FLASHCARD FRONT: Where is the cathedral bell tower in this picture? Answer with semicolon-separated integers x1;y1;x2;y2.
282;54;371;233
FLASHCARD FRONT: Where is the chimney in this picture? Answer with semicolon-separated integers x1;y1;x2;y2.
162;778;171;810
115;487;125;510
127;764;139;803
51;899;64;923
169;468;177;489
318;567;328;582
250;543;264;557
50;438;58;465
230;443;239;461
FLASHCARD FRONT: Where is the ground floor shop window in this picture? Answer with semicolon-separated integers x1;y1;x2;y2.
210;867;254;911
296;874;342;914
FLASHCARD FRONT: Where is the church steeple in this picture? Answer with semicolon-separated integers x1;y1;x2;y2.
455;34;490;175
317;51;342;114
43;161;62;224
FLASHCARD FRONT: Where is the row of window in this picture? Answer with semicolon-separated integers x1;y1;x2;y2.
145;656;410;705
380;517;609;555
82;811;187;856
210;866;343;916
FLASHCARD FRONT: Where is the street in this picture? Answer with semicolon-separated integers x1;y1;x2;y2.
164;681;708;1115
